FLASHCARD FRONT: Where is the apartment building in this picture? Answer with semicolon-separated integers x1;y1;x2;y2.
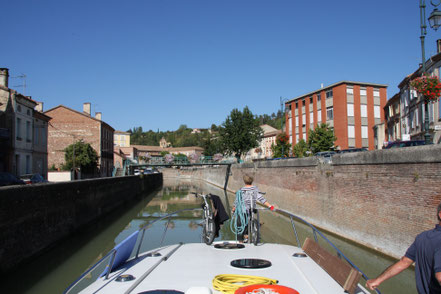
0;68;49;177
384;93;401;142
398;48;441;144
285;81;387;150
114;130;131;147
45;103;115;177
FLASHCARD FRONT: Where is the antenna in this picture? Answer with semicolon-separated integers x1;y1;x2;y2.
11;74;27;96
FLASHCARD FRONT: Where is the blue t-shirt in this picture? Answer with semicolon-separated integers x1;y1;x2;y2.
405;224;441;294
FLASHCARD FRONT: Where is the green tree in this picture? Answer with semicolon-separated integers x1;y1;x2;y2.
307;123;337;154
293;139;308;158
271;133;292;158
160;151;170;157
63;140;98;173
219;106;263;162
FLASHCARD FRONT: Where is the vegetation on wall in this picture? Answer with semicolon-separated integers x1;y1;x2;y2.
63;140;98;173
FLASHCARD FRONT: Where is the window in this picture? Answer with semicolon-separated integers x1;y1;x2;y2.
17;105;21;112
295;102;298;109
373;89;380;97
361;105;367;117
16;118;21;139
295;133;299;143
302;100;305;106
317;93;321;102
310;112;314;122
35;127;39;145
26;121;31;141
326;107;333;120
347;103;354;117
288;118;292;133
360;88;367;96
309;97;313;104
317;110;322;122
302;114;306;126
326;90;333;99
348;125;355;138
346;87;354;95
302;132;306;140
295;116;299;125
362;126;368;138
374;106;381;118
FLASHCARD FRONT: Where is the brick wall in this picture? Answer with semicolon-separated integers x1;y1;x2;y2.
0;173;162;272
164;145;441;258
46;107;101;169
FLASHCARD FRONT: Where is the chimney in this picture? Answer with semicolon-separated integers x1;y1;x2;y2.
437;39;441;54
0;68;9;88
321;83;324;88
35;102;43;112
95;112;102;120
83;102;91;116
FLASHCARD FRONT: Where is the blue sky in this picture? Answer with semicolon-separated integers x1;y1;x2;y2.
2;0;440;132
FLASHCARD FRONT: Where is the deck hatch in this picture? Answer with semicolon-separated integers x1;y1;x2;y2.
214;243;245;249
230;258;272;269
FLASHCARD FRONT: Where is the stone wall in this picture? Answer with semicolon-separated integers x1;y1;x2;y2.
163;145;441;258
0;174;162;273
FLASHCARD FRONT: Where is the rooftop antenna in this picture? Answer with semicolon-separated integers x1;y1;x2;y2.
11;74;27;96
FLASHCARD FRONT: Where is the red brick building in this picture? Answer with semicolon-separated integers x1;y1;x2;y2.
285;81;387;151
45;103;114;177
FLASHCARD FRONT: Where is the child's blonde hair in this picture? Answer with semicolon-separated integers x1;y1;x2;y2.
243;174;254;185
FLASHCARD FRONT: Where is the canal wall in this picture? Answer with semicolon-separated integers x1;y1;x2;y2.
163;145;441;258
0;174;162;273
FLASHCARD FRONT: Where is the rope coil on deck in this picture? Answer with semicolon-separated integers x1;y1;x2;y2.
230;190;248;239
212;274;278;294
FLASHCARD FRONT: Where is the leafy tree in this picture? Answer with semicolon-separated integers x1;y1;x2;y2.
219;106;262;162
293;139;309;158
160;151;170;157
271;133;292;158
202;133;223;156
63;140;98;173
307;123;337;154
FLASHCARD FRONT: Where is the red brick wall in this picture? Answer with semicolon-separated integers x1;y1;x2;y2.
46;107;100;169
171;146;441;258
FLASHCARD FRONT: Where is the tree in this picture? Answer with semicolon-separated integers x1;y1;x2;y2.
64;140;98;173
293;139;308;158
219;106;263;162
271;133;292;158
307;123;337;154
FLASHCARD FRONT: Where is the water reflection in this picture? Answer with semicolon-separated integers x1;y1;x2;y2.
1;178;416;294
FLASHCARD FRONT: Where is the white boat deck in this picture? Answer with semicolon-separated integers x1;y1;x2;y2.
80;242;369;294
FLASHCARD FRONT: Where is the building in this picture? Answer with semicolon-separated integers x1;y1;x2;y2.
397;44;441;144
384;93;401;143
0;68;49;178
114;130;130;147
45;103;115;177
285;81;388;151
244;124;281;161
33;103;50;177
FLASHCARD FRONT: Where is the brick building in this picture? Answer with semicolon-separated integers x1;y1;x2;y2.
45;103;114;177
384;93;401;142
285;81;387;151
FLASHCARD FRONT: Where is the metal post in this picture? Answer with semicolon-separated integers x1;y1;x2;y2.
280;97;284;157
420;0;433;144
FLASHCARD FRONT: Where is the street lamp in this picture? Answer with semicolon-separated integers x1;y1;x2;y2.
419;0;441;144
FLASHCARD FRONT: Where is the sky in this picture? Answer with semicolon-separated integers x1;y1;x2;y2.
2;0;441;132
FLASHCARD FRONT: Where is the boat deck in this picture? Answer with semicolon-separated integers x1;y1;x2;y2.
80;242;369;294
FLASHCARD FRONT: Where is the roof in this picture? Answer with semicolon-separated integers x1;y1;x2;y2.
286;80;388;104
44;105;115;131
384;93;400;108
115;130;131;135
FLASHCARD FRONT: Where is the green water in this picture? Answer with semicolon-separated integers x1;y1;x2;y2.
0;178;415;294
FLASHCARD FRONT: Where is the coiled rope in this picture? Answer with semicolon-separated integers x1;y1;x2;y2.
212;274;278;294
229;190;248;239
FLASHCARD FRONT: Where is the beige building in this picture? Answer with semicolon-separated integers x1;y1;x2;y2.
114;130;130;147
245;124;281;161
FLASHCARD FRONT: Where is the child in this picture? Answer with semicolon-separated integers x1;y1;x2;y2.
232;174;274;242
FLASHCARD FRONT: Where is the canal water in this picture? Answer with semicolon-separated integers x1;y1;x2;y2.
1;178;415;294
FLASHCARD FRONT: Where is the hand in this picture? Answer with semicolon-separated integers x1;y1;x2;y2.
366;279;380;290
232;207;235;213
269;205;275;211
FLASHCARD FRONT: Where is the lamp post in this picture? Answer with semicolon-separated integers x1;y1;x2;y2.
280;97;290;157
419;0;441;144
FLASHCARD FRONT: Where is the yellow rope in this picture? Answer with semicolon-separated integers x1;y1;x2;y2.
212;274;278;294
